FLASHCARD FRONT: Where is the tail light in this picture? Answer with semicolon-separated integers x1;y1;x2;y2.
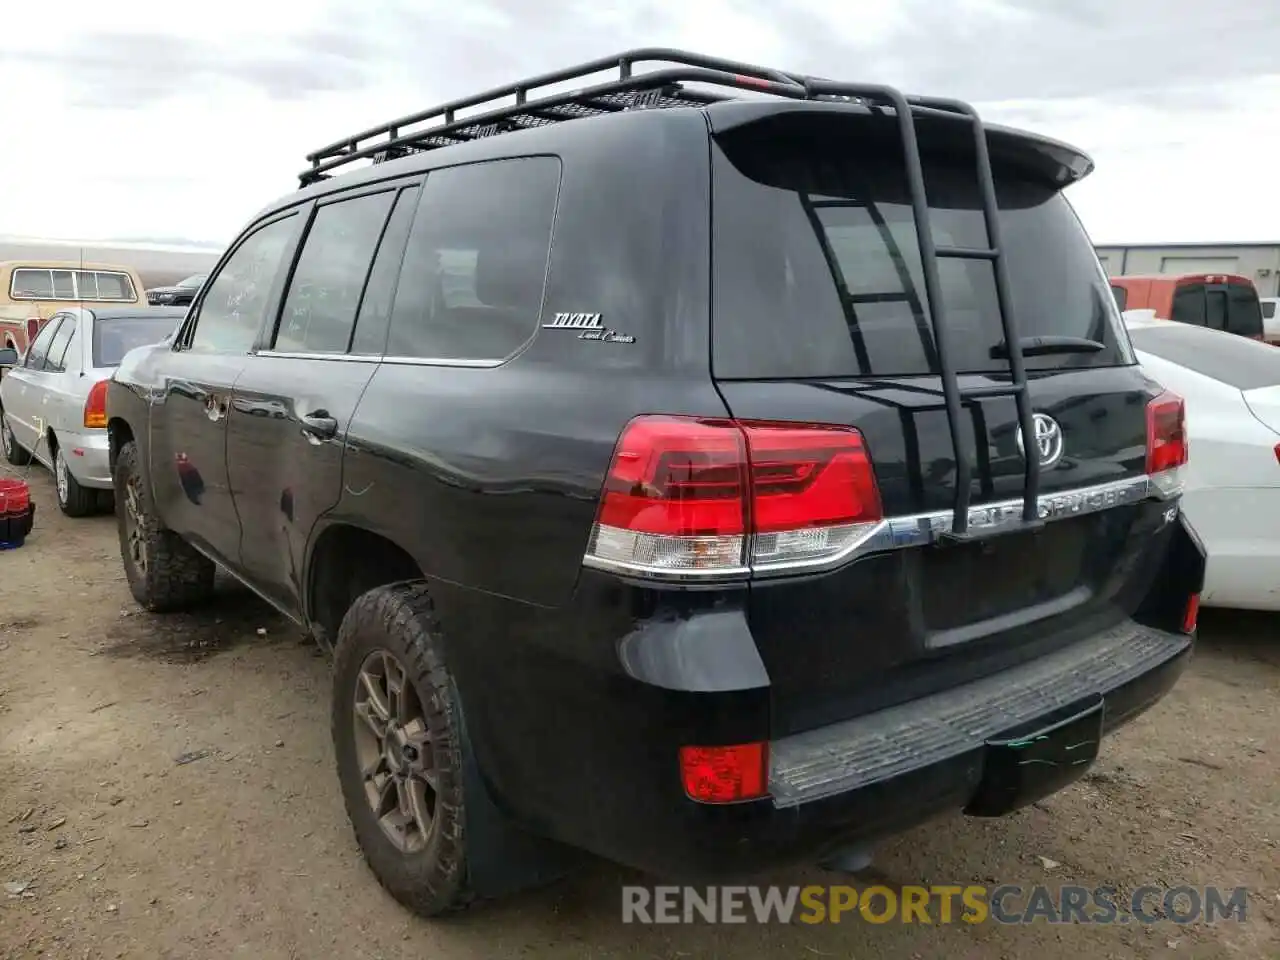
84;380;109;429
25;318;40;345
679;742;768;803
1182;593;1200;634
1273;442;1280;467
584;415;882;579
1146;391;1187;497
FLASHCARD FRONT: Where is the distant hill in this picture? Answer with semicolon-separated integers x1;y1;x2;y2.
0;237;222;289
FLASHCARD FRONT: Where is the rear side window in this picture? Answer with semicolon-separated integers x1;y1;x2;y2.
386;157;561;362
274;190;396;354
94;317;182;367
1130;323;1280;390
1263;300;1277;320
1170;280;1262;338
1111;284;1127;311
711;114;1132;379
44;318;76;373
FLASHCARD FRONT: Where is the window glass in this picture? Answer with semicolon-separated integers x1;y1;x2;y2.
52;271;75;299
1111;284;1127;311
44;317;76;372
85;271;135;300
94;317;182;366
1170;286;1206;326
710;114;1131;378
1262;300;1277;320
387;157;561;361
189;216;297;353
275;191;395;354
23;318;62;370
351;186;421;355
1224;283;1263;338
11;270;54;299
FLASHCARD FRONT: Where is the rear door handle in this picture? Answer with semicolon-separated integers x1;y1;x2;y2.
301;412;338;441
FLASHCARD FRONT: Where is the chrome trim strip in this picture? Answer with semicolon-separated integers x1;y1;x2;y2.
583;472;1182;584
752;472;1177;578
253;351;504;368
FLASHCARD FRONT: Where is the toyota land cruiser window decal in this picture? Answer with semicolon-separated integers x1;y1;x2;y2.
542;312;636;344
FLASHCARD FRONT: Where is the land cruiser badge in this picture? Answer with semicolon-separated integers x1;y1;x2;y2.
542;312;635;344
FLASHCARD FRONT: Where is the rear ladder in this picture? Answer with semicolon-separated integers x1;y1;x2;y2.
801;80;1041;538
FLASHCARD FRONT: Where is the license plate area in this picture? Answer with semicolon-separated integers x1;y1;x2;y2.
964;692;1104;818
921;516;1093;633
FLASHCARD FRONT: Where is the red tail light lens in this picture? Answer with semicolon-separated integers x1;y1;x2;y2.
84;379;109;429
679;742;768;803
25;318;40;345
1146;390;1187;481
585;416;882;578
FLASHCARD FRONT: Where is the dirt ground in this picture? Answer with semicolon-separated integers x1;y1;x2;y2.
1;465;1277;960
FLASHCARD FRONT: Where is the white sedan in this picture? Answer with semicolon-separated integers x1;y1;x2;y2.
1126;311;1280;611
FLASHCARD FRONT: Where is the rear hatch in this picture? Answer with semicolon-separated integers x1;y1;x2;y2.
706;107;1174;736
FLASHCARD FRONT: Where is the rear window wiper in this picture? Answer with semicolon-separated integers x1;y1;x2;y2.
989;336;1106;360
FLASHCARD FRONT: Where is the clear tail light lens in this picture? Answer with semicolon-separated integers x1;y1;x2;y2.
1146;391;1187;497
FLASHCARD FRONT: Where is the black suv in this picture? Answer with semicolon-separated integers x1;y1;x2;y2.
145;273;207;307
106;50;1206;916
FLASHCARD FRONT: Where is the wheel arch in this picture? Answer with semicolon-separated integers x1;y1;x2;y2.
304;520;426;649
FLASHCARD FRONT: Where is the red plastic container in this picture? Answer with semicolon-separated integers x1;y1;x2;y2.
0;477;29;516
0;477;33;548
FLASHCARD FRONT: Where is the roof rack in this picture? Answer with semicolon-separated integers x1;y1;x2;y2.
301;49;1044;541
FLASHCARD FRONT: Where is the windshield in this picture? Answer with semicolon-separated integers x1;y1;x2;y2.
710;113;1133;379
177;274;207;289
93;316;181;367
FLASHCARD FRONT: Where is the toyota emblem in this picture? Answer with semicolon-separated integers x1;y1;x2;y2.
1016;413;1065;469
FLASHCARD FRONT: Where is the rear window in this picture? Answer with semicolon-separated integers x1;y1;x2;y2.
1169;280;1262;338
711;114;1132;379
10;268;137;302
1130;323;1280;391
93;316;180;366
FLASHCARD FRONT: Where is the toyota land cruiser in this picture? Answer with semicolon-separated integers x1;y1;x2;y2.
105;50;1206;917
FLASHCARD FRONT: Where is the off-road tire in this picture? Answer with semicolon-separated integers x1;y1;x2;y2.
113;440;215;611
54;443;97;517
1;411;30;466
331;581;475;917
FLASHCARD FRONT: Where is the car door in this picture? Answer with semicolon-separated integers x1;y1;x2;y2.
38;312;81;439
226;181;419;615
2;314;67;457
149;212;304;568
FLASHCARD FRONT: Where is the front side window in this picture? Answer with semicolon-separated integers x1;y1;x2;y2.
386;157;561;362
188;216;297;354
274;190;395;354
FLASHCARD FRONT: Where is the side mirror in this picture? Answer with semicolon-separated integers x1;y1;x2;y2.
0;347;19;366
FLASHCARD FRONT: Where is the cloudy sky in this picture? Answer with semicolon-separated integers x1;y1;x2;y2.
2;0;1277;249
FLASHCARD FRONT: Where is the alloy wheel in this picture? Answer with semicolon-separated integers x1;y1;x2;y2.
352;650;439;854
122;477;148;575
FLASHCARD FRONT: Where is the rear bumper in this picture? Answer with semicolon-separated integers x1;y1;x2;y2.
633;622;1189;880
60;430;112;488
